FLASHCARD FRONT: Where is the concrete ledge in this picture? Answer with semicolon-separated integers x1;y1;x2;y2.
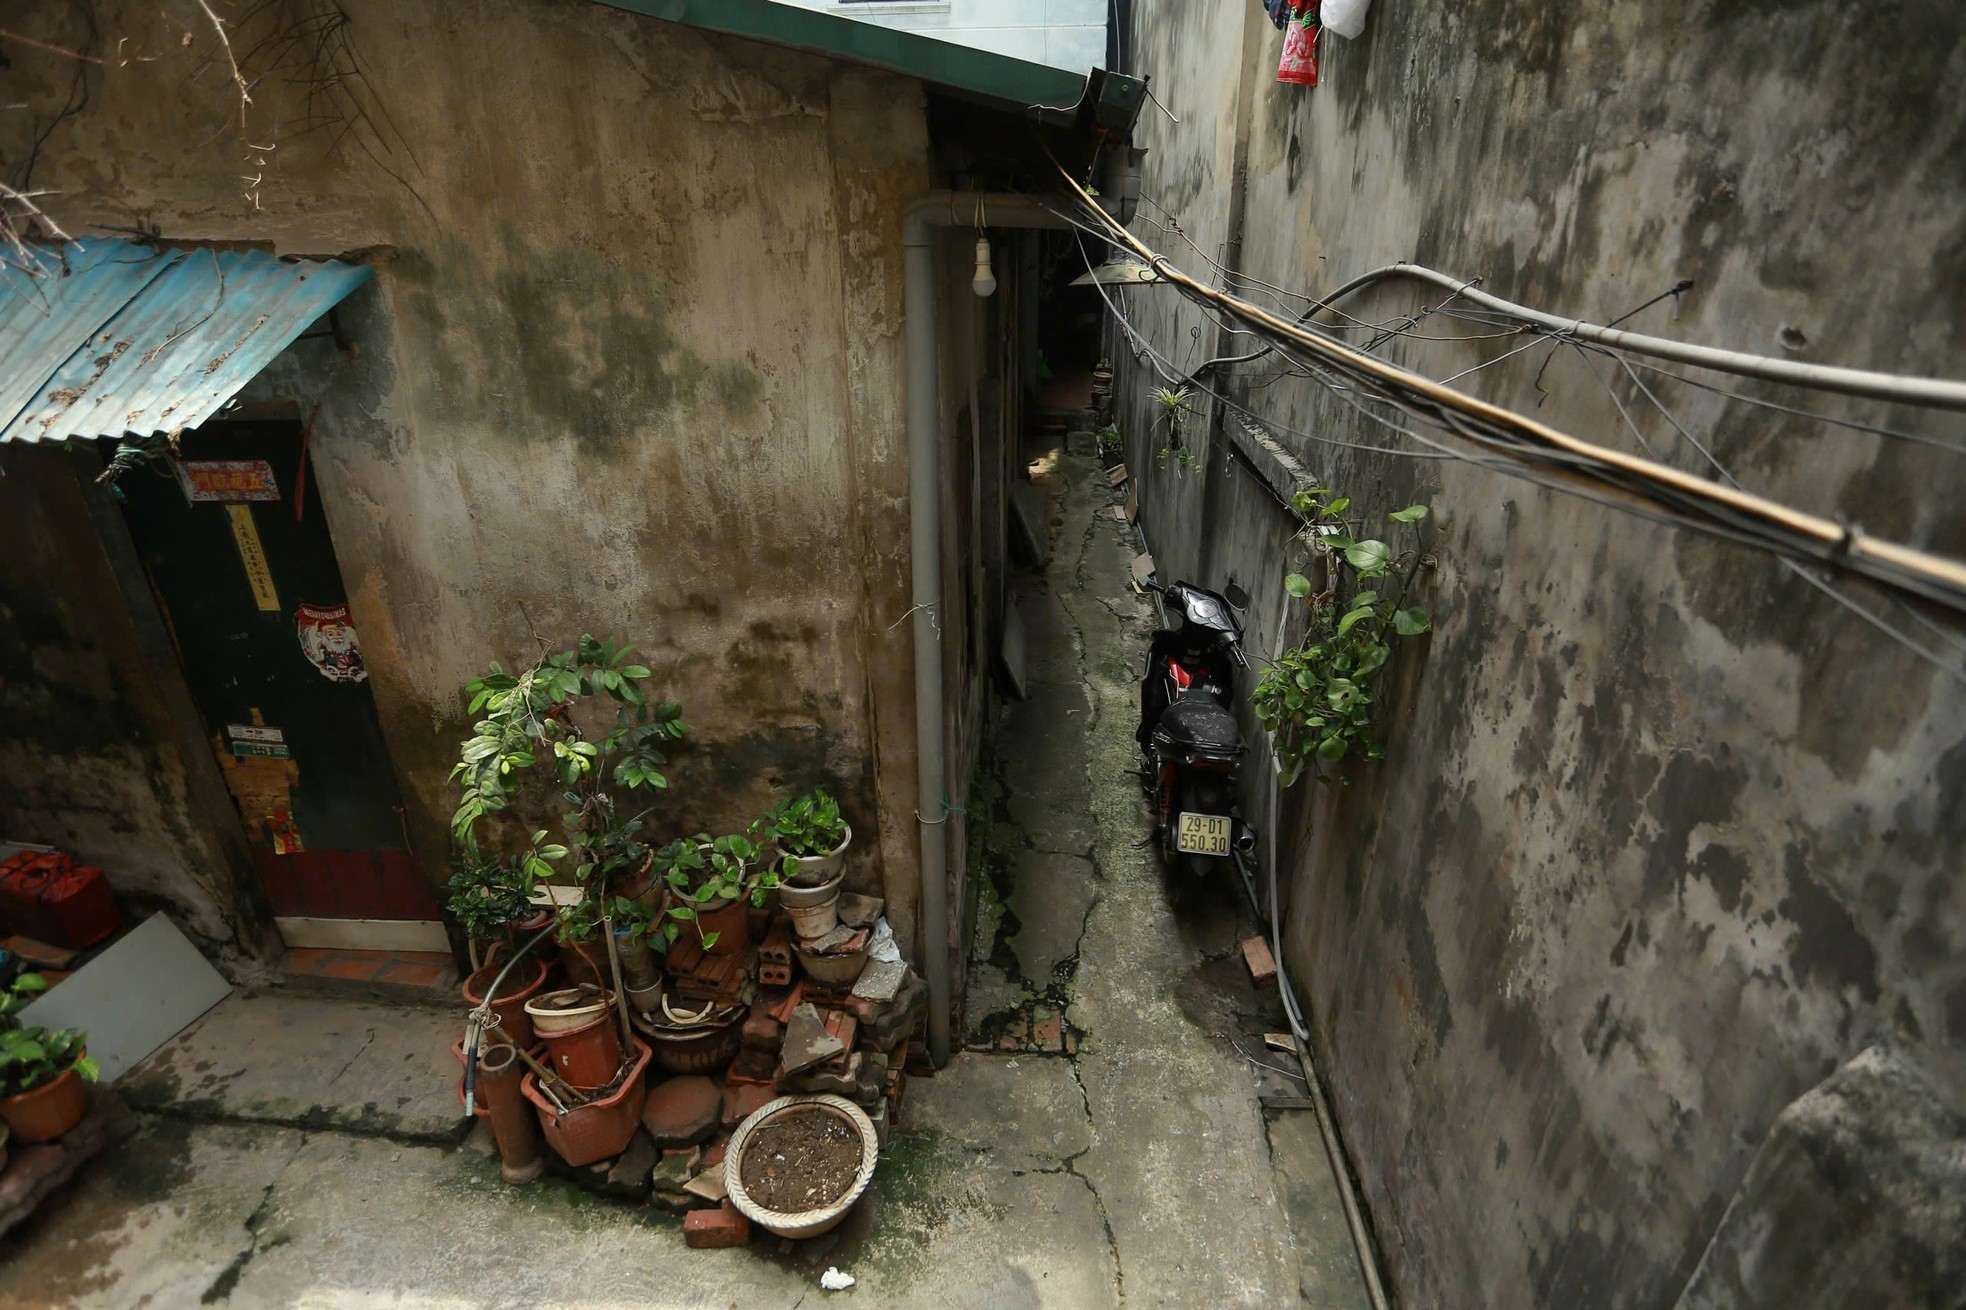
121;991;472;1144
1226;414;1318;506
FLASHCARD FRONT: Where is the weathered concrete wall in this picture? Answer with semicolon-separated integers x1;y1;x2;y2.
4;1;932;948
1118;1;1966;1306
0;443;261;950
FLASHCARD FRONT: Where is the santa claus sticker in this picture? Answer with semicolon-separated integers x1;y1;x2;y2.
295;603;368;683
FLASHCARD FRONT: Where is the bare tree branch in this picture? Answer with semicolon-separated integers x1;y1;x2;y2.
0;27;105;64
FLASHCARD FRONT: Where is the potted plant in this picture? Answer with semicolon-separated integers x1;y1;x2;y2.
0;974;97;1143
450;635;686;1046
447;827;560;958
605;895;665;1006
656;833;778;956
758;787;851;884
757;788;851;938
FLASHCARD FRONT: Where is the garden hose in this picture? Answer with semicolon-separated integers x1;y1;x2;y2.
463;921;558;1116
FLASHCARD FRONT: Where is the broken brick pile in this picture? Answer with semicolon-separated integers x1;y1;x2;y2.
500;891;931;1249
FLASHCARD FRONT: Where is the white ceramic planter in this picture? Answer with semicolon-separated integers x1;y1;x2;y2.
724;1094;879;1240
522;985;612;1036
776;824;851;888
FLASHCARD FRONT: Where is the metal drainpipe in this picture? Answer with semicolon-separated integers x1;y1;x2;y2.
904;192;1073;1066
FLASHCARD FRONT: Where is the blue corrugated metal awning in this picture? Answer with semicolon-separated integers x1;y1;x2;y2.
0;238;371;444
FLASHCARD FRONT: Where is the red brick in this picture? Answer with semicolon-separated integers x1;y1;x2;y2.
740;1009;782;1052
721;1081;776;1130
683;1200;751;1248
642;1075;720;1147
768;980;807;1025
1240;936;1278;988
698;1135;729;1171
725;1048;778;1086
820;1007;859;1052
283;947;331;975
758;922;793;966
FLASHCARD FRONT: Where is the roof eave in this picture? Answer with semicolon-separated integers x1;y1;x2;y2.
590;0;1144;136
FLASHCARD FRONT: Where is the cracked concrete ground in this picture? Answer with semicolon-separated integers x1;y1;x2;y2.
0;430;1370;1308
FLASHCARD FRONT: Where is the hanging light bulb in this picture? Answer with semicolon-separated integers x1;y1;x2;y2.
971;235;997;298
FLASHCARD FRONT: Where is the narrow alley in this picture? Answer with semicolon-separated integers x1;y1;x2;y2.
2;4;1958;1307
0;425;1374;1308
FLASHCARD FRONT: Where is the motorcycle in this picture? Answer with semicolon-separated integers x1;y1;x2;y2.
1136;577;1258;876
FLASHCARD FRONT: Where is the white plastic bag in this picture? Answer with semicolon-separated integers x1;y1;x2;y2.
867;916;902;964
1321;0;1374;39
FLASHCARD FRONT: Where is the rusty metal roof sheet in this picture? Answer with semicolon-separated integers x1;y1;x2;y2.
0;238;371;444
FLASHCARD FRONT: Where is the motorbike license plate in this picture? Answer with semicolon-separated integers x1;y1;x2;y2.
1175;812;1232;857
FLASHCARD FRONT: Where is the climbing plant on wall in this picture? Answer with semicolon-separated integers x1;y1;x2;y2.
1253;487;1432;785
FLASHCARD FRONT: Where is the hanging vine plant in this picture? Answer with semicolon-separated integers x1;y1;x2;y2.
1253;486;1433;785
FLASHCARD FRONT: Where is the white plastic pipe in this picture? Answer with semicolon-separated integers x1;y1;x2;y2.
1204;262;1966;412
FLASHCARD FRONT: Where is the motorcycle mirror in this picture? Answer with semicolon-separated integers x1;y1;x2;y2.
1224;581;1250;611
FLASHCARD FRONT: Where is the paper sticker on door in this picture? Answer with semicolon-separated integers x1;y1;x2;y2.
177;459;280;503
226;504;280;613
296;604;368;683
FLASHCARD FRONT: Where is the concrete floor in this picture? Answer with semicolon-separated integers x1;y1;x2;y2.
0;431;1373;1309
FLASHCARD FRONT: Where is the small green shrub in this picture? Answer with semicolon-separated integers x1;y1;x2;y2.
1254;488;1433;785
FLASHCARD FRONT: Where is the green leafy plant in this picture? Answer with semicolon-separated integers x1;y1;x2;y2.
652;833;780;951
0;975;97;1096
1;971;49;1025
753;787;847;861
606;896;662;948
444;830;562;943
1151;385;1200;474
448;634;686;948
1096;423;1124;467
0;1027;97;1097
1253;488;1433;786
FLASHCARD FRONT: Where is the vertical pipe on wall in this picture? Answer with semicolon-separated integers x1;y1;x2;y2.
903;192;1083;1066
902;212;953;1065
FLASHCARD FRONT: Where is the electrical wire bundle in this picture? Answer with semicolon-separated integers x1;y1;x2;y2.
1050;166;1966;624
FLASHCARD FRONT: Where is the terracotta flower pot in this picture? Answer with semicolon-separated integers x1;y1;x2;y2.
795;941;869;989
462;954;550;1049
522;1036;652;1167
507;909;558;965
0;1066;88;1144
540;1013;624;1091
633;1006;745;1076
560;937;608;990
694;896;751;956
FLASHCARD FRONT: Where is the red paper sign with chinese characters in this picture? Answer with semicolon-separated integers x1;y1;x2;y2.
177;460;281;503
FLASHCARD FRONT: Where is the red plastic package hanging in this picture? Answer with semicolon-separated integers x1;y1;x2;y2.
1278;0;1320;87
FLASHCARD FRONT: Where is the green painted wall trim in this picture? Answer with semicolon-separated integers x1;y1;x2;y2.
591;0;1141;129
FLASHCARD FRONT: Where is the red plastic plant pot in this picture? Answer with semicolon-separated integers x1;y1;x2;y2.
521;1036;652;1167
